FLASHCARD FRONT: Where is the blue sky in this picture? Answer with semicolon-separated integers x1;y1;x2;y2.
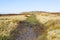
0;0;60;13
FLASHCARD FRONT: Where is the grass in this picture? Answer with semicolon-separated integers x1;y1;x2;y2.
0;15;27;40
0;13;60;40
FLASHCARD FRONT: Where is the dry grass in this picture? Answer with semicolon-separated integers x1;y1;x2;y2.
0;12;60;40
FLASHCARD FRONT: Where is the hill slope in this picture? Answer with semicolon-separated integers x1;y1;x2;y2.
0;11;60;40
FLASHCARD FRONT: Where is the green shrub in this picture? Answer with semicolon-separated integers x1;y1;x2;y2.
26;14;38;25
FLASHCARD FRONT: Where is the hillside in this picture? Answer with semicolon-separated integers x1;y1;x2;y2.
0;11;60;40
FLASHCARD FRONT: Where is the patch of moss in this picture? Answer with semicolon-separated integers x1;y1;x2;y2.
26;14;38;25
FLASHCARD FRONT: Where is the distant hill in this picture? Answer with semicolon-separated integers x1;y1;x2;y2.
0;11;60;16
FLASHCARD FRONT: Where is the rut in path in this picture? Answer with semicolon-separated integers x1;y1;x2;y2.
10;21;47;40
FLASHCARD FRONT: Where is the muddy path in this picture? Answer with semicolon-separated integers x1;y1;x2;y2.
10;21;47;40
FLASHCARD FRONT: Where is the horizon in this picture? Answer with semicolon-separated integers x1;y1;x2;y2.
0;0;60;14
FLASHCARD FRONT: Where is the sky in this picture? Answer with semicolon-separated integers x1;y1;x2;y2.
0;0;60;14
